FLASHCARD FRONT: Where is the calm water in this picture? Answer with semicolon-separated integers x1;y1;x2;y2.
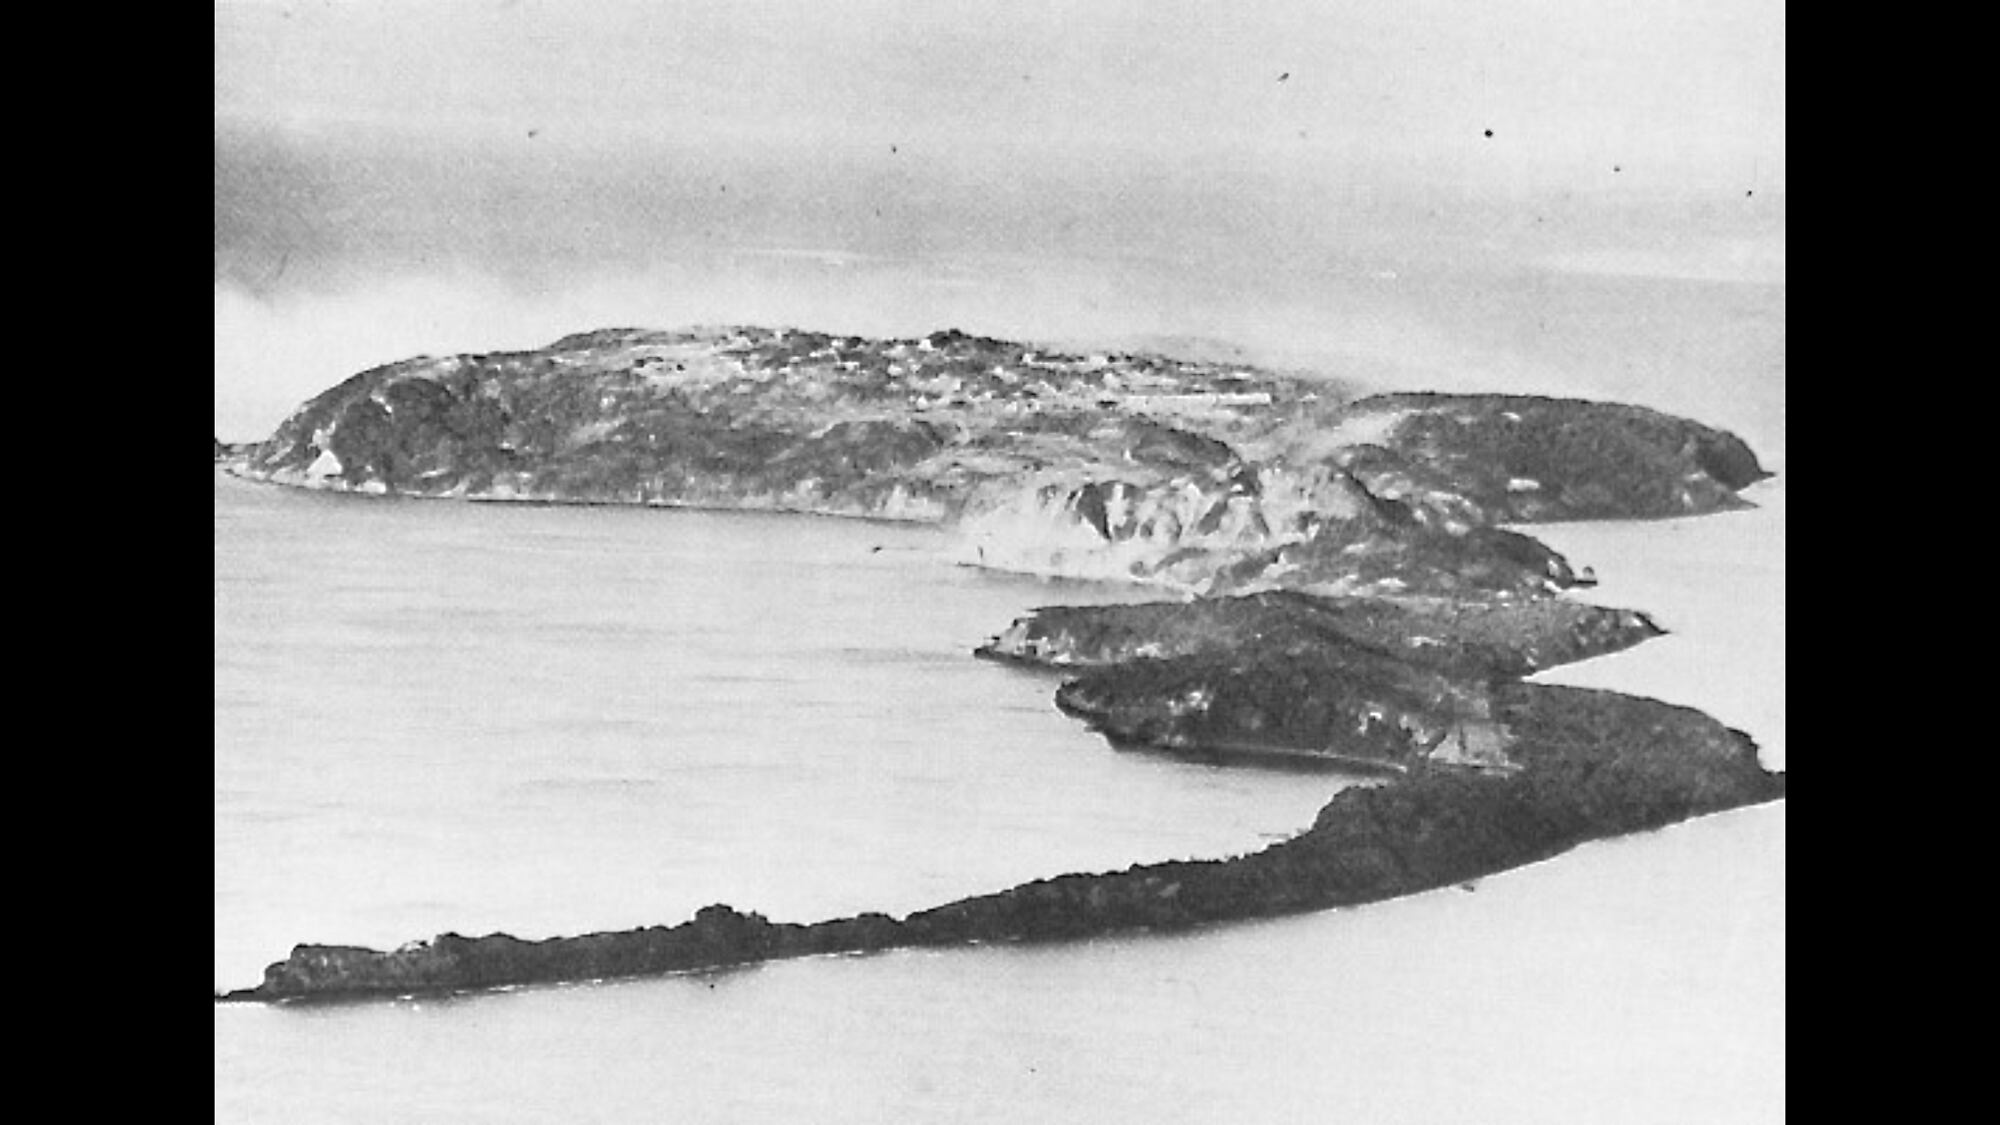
215;59;1784;1119
213;470;1783;1123
213;474;1364;989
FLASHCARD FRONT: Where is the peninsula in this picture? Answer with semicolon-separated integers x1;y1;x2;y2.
216;325;1783;1002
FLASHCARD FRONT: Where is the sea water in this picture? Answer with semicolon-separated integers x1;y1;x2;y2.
213;467;1784;1124
211;474;1370;984
214;233;1784;1123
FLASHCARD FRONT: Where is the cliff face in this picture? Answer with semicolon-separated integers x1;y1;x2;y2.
1259;392;1770;527
216;323;1783;1005
239;327;1280;519
232;325;1766;597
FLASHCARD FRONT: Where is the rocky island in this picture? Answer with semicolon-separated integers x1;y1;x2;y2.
216;324;1783;1003
226;325;1765;597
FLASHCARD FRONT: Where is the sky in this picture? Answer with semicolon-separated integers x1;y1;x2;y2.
214;1;1785;441
216;0;1783;189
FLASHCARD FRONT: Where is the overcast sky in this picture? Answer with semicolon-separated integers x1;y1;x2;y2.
214;2;1785;442
217;0;1783;194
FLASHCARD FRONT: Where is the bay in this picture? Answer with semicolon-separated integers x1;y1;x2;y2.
213;468;1784;1124
213;476;1352;993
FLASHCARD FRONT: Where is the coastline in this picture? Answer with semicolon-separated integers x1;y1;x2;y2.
214;481;1786;1117
219;529;1784;1006
1523;475;1786;771
215;334;1785;1002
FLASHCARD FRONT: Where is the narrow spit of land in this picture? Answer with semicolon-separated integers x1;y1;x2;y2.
216;325;1783;1003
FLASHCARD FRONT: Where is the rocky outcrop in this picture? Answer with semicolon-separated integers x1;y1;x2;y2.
977;591;1660;679
979;590;1665;770
219;684;1782;1003
1252;392;1772;526
234;907;909;1001
1051;645;1514;772
234;327;1284;521
215;323;1783;1005
1006;592;1661;771
228;325;1767;596
904;685;1782;942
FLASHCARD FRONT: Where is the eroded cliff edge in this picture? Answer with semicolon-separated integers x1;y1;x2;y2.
225;325;1766;598
216;325;1782;1003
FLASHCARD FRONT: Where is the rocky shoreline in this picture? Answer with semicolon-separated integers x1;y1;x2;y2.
223;325;1766;598
219;679;1781;1004
216;325;1784;1004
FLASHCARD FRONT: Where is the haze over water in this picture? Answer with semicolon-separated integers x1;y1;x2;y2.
215;120;1784;460
215;0;1783;460
216;3;1782;1121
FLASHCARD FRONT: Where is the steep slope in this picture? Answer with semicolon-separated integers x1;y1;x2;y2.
230;325;1767;597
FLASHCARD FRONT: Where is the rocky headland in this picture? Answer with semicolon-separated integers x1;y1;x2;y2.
225;325;1766;597
216;324;1783;1003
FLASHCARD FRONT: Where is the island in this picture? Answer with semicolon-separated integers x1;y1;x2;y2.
215;324;1783;1002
